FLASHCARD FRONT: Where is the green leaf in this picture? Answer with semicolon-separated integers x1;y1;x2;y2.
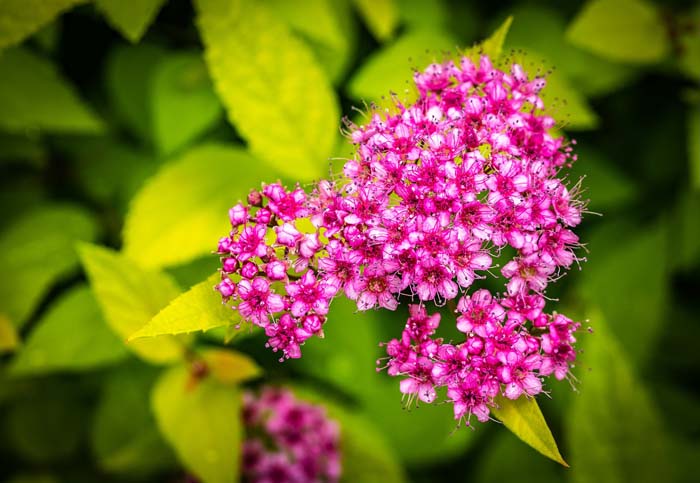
499;6;636;97
5;381;84;463
0;0;84;49
0;47;103;133
201;348;261;385
566;0;670;64
505;49;599;130
352;0;398;42
477;15;513;62
105;43;166;143
151;52;223;155
9;285;128;376
671;192;700;270
580;221;668;363
290;386;406;483
397;0;449;30
268;0;356;83
78;243;186;364
195;0;339;181
347;29;457;103
567;312;674;483
0;133;46;168
0;204;97;327
95;0;167;43
152;364;242;483
689;106;700;191
0;313;19;353
92;362;176;476
123;143;268;269
491;395;568;466
295;297;476;464
130;273;237;340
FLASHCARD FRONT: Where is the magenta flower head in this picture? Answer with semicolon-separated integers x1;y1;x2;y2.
216;52;585;426
242;387;341;483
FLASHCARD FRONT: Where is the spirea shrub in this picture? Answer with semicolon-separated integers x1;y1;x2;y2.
215;54;585;426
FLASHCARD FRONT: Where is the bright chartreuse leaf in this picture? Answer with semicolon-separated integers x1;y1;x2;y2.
9;285;128;376
92;362;177;476
566;0;670;64
348;29;457;103
295;297;475;464
0;48;103;133
123;144;268;268
0;0;84;49
78;243;186;364
5;381;84;463
580;221;668;363
474;430;563;483
499;6;635;97
567;312;673;483
195;0;339;181
0;204;97;327
689;106;700;190
268;0;356;83
152;364;242;483
291;386;406;483
491;395;568;466
477;15;512;62
352;0;398;42
568;145;638;211
505;48;599;130
201;348;261;385
130;273;238;340
105;43;166;143
151;52;223;155
0;313;19;353
95;0;167;43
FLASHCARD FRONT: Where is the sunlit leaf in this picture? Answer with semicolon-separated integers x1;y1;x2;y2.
152;364;241;483
196;0;339;181
566;0;669;64
0;204;97;327
0;48;103;133
290;386;406;483
123;143;268;269
78;243;186;364
92;362;176;476
151;52;223;155
348;29;457;103
568;312;674;482
478;16;513;61
131;273;238;340
0;0;84;49
491;395;568;466
96;0;167;43
201;348;261;385
0;313;19;353
9;285;128;375
397;0;449;30
352;0;398;42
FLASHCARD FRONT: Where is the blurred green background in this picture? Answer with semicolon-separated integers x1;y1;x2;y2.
0;0;698;482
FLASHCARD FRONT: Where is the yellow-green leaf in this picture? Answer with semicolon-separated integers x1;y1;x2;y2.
0;313;19;353
78;243;186;364
195;0;339;181
130;273;238;340
352;0;398;42
478;15;513;61
0;204;98;327
9;285;128;376
0;0;84;49
152;364;241;483
491;395;568;467
95;0;168;43
566;0;670;64
123;144;268;269
0;48;103;133
201;348;261;385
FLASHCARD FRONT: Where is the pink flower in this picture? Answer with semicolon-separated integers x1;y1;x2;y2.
237;278;284;325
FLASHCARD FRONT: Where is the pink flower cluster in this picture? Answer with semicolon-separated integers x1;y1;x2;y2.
216;54;585;424
242;387;341;483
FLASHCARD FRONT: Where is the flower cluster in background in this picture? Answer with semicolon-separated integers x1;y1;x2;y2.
216;54;584;425
242;387;341;483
